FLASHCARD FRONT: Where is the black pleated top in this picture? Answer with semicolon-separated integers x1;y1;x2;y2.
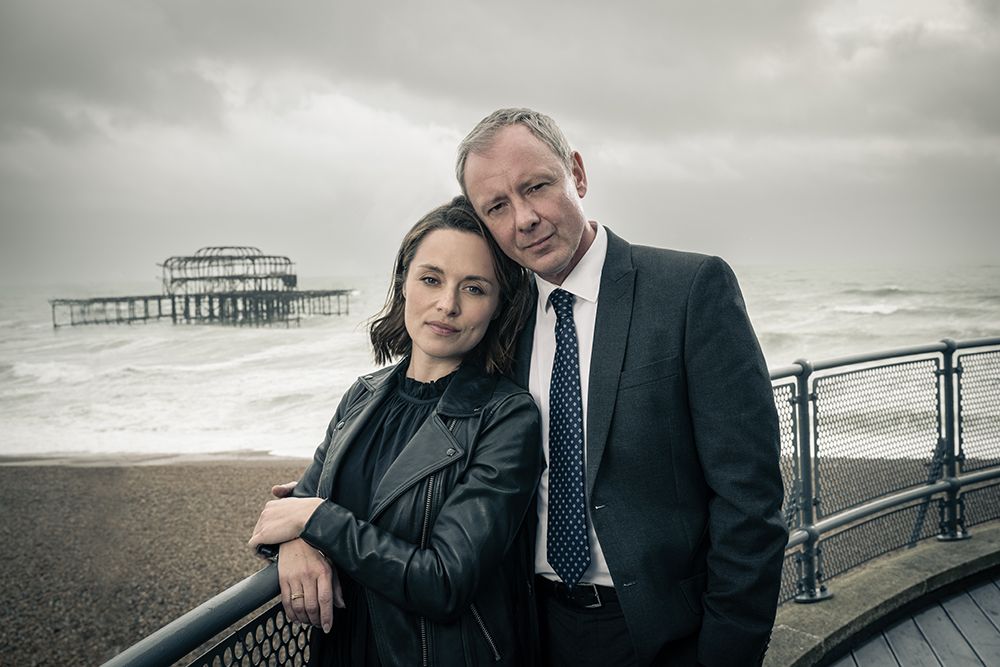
314;367;456;667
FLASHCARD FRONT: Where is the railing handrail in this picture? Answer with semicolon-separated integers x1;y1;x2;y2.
101;336;1000;666
955;336;1000;350
102;563;279;667
809;467;1000;536
769;364;803;381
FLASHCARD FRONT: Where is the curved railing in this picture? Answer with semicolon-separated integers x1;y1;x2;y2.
102;337;1000;667
771;337;1000;604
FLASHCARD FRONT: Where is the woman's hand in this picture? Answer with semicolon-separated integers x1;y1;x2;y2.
248;497;324;548
278;538;345;632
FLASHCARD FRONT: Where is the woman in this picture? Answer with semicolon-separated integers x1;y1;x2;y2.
248;196;541;666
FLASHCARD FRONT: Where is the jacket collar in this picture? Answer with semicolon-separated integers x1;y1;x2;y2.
359;357;499;418
316;357;498;500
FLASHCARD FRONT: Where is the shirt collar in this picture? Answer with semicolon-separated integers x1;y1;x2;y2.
535;222;607;311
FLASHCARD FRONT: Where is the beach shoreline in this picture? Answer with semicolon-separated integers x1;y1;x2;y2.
0;456;311;666
0;450;310;467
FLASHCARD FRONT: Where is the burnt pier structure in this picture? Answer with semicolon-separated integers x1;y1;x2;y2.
50;246;351;328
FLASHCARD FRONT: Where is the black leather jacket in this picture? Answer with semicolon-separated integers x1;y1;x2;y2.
293;360;542;666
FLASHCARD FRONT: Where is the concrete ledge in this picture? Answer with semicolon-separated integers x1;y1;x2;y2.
765;520;1000;667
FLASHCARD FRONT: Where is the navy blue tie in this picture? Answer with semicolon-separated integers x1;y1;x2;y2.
546;288;591;586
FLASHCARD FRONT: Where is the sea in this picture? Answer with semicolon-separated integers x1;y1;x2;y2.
1;264;998;459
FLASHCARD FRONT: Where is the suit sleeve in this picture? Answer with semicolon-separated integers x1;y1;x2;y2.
298;393;542;622
684;256;787;666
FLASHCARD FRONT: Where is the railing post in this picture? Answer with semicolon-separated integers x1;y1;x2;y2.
793;359;832;602
938;338;969;541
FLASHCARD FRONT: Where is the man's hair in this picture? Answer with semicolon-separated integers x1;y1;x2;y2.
368;195;532;375
456;108;574;195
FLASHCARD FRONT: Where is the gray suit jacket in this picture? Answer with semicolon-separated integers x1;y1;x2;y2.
514;228;786;666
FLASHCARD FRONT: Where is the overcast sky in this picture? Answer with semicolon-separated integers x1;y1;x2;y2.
1;0;998;286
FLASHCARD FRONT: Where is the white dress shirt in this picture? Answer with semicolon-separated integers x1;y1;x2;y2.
530;222;614;587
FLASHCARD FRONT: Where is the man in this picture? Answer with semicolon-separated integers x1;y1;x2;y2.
457;108;787;667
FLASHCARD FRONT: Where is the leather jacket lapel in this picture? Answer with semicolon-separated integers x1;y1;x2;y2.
316;366;397;500
586;229;634;500
325;361;494;519
368;413;465;519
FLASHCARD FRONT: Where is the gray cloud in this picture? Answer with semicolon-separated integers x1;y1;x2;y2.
1;0;998;286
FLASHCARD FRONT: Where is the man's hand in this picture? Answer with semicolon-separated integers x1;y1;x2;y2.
272;481;298;498
248;497;324;548
278;538;345;633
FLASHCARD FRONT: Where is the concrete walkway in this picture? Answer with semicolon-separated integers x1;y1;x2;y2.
765;521;1000;666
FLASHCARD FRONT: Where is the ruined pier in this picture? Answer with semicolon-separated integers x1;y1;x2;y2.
50;246;351;328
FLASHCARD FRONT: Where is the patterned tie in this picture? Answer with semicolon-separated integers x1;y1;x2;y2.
546;288;591;586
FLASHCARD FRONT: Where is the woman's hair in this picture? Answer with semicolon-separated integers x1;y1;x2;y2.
369;196;532;375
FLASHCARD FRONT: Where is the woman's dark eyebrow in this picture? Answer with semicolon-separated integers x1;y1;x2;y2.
413;263;443;272
415;264;494;285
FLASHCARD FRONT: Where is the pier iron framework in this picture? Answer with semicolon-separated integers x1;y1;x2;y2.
50;246;350;328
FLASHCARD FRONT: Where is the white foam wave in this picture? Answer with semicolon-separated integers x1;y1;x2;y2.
832;304;903;316
11;361;96;385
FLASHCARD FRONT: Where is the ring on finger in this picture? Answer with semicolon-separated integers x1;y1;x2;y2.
291;593;304;600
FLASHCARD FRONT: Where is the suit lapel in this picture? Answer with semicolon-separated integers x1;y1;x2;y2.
586;229;634;499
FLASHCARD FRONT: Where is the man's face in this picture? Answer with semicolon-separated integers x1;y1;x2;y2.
463;125;594;285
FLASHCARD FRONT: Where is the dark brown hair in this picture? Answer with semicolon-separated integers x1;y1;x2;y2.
369;196;531;375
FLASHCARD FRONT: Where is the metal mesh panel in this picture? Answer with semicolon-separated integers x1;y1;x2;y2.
963;483;1000;527
778;551;801;604
813;359;942;517
773;381;801;529
957;350;1000;472
820;502;940;581
188;602;311;667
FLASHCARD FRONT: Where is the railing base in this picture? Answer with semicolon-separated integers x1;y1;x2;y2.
936;530;971;542
793;588;833;604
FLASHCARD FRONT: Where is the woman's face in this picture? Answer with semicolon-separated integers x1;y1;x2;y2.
403;228;501;381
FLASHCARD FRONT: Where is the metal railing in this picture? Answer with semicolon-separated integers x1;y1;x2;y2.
103;337;1000;666
773;337;1000;603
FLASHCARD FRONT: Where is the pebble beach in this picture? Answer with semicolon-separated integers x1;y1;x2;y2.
0;455;310;666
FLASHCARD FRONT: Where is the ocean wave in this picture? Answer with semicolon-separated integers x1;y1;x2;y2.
10;361;97;385
260;391;317;405
832;304;906;316
976;293;1000;304
840;286;916;297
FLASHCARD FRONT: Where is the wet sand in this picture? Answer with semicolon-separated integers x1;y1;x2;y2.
0;454;310;666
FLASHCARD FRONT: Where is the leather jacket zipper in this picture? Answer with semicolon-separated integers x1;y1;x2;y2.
419;472;435;667
470;603;502;661
419;417;459;667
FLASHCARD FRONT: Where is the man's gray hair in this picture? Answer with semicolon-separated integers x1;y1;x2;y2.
456;108;574;195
